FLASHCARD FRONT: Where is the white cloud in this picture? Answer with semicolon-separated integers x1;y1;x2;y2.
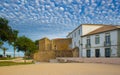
36;0;40;6
85;0;89;3
68;0;73;3
0;0;119;42
76;0;80;3
59;7;64;11
50;2;55;7
3;2;9;7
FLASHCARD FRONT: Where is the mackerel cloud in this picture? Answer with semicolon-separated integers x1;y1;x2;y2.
0;0;120;39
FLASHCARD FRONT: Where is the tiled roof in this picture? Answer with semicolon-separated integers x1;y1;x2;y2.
82;25;120;36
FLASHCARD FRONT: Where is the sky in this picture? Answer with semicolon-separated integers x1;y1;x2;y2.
0;0;120;56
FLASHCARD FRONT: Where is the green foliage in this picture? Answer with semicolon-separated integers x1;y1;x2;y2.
8;30;18;44
0;57;14;60
0;17;11;42
8;30;18;58
16;36;37;58
35;40;39;50
0;17;19;44
6;55;11;58
0;61;33;66
0;17;19;58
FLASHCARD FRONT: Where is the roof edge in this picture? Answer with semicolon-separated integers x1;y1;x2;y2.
67;24;113;37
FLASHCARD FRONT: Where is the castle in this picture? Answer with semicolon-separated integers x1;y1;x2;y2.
34;37;79;62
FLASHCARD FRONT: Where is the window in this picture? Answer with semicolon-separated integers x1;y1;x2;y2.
105;48;111;57
74;32;76;37
86;37;91;48
87;37;91;45
86;50;91;57
74;42;76;47
95;35;100;44
78;29;80;35
79;40;80;46
105;33;110;44
72;34;73;38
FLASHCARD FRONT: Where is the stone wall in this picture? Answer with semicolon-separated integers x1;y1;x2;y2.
51;38;72;50
55;50;73;57
34;50;55;62
34;37;79;62
39;37;51;51
38;38;72;51
34;50;79;62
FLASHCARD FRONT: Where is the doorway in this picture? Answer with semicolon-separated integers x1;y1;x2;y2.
86;50;91;58
105;48;110;57
95;49;100;57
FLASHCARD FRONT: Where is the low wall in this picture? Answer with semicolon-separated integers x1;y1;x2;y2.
34;50;75;62
34;50;55;62
55;50;73;57
56;57;120;65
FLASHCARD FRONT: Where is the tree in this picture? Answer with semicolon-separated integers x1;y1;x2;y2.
2;47;8;57
0;17;11;42
8;30;18;58
35;40;39;50
15;36;37;63
0;17;19;58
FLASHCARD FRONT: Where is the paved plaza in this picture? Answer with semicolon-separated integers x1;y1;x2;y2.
0;63;120;75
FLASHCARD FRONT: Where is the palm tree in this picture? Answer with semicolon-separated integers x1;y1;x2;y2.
2;47;8;57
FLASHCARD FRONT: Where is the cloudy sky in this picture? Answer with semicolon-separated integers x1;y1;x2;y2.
0;0;120;56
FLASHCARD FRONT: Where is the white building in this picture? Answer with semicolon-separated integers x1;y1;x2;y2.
67;24;120;57
82;25;120;57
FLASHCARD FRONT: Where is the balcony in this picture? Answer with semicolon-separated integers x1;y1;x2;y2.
85;44;91;49
104;41;111;47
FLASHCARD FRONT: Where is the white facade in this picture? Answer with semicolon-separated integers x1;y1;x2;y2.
82;30;119;57
67;24;120;57
67;24;103;57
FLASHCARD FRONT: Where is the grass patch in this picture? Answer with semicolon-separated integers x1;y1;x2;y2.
0;61;33;66
0;57;15;60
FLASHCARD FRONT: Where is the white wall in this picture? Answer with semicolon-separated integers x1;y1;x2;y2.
71;24;104;49
82;24;103;36
67;24;118;57
82;30;118;57
67;26;82;56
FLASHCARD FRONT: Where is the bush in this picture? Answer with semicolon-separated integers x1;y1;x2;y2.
6;55;11;58
0;55;3;58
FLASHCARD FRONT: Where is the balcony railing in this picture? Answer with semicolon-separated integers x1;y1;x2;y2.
85;44;91;49
104;41;111;47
